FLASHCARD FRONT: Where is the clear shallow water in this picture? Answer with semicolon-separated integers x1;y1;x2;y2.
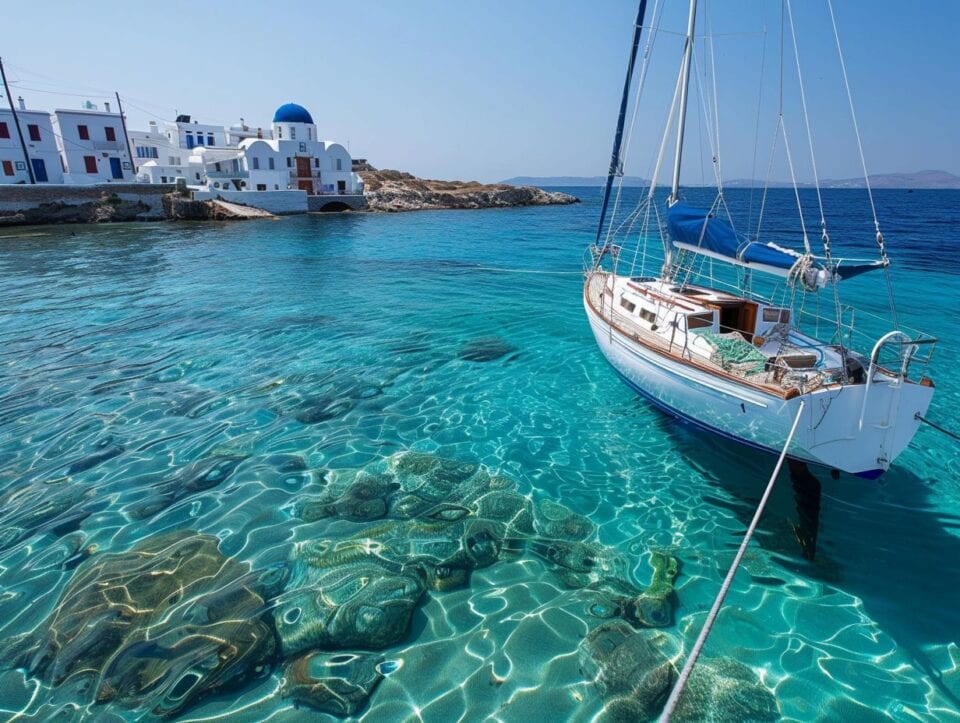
0;188;958;721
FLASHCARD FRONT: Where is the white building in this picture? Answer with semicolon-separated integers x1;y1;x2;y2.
0;100;64;184
132;115;243;186
227;103;361;195
52;105;133;184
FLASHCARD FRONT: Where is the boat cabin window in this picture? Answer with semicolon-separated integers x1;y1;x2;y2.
620;297;636;313
639;308;656;324
686;312;714;330
763;308;790;323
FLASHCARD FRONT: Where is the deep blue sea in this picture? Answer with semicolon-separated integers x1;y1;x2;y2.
0;188;958;721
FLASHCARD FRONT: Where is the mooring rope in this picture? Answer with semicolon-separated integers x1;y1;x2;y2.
659;401;806;722
916;413;960;444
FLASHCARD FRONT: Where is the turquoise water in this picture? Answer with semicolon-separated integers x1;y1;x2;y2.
0;189;958;721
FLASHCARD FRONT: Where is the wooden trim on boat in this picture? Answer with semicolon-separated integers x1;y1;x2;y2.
585;279;797;401
627;282;698;312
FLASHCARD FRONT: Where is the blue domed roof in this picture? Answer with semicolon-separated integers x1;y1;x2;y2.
273;103;314;124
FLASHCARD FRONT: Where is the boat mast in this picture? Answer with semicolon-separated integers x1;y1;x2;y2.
668;0;698;205
593;0;649;252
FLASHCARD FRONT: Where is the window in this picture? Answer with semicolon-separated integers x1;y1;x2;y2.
84;155;97;173
336;158;342;171
299;142;306;153
286;157;292;168
307;128;312;140
185;133;194;149
257;184;266;191
268;158;275;170
169;156;180;166
78;124;89;140
161;176;167;183
196;134;204;146
105;126;116;142
214;162;222;172
195;172;200;180
136;146;158;158
686;313;714;330
290;126;296;140
207;134;214;145
619;297;636;313
763;308;789;323
28;124;40;141
0;122;9;138
277;126;282;139
314;158;319;168
252;157;260;170
640;308;657;324
2;160;13;176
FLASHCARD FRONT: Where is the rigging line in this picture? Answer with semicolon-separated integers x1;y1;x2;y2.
594;0;650;251
826;0;899;331
780;118;812;256
785;0;847;375
746;25;768;241
825;0;879;236
756;117;783;242
604;0;664;250
784;0;826;231
706;0;724;193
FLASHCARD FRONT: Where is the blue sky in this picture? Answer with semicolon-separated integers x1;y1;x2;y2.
3;1;957;182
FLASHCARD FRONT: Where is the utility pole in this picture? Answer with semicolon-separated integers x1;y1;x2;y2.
115;92;137;176
0;57;36;184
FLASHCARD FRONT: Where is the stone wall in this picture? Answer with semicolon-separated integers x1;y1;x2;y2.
191;189;309;215
0;183;176;225
306;194;367;212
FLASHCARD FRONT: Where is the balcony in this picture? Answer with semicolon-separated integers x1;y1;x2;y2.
289;170;322;179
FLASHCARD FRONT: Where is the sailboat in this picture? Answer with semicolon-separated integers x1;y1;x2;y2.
583;0;936;479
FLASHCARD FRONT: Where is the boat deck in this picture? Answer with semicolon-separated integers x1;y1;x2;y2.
584;271;851;398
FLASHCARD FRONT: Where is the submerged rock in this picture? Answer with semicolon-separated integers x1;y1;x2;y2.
457;336;518;362
579;620;677;722
128;454;247;519
294;396;355;424
274;561;424;657
280;652;384;716
534;499;597;541
672;657;779;722
300;473;400;522
14;530;276;717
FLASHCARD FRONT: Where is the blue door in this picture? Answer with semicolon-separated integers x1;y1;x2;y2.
109;158;123;179
31;158;48;183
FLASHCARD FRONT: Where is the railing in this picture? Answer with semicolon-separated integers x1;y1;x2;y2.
207;169;248;179
289;170;321;179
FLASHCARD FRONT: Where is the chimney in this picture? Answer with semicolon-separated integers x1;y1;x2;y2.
17;96;25;110
104;101;111;113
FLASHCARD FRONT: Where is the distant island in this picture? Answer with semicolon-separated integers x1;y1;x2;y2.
502;169;960;190
360;170;579;212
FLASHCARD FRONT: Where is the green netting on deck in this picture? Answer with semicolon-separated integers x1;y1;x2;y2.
697;331;768;375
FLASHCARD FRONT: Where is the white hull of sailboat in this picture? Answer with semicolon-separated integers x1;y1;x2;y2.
584;287;933;478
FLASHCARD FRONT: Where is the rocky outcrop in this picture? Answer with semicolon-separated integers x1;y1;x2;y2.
360;169;579;212
163;195;275;221
0;195;152;226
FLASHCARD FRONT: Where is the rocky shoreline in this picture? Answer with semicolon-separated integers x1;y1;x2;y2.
360;169;579;212
0;171;578;227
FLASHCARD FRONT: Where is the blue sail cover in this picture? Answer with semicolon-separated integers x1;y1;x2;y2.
667;203;883;281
